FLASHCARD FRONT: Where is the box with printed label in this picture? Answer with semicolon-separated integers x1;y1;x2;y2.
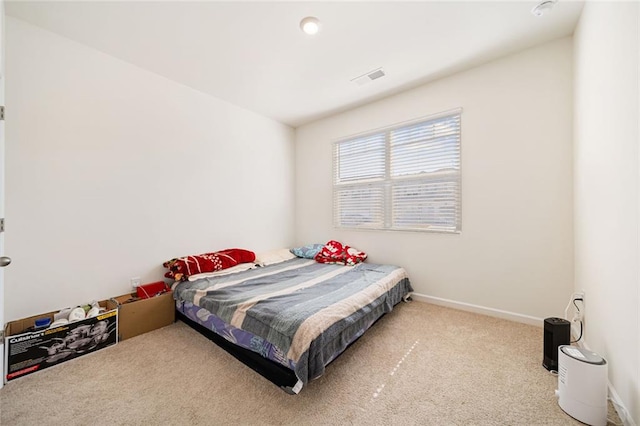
4;302;118;383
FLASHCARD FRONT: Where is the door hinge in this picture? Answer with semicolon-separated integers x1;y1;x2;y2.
0;218;4;233
0;330;4;342
0;106;4;121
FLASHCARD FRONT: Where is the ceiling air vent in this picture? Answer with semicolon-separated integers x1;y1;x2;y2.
351;68;386;86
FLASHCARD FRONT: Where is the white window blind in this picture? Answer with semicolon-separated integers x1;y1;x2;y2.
333;109;461;233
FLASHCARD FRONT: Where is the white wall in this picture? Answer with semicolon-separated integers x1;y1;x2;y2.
295;38;574;321
5;17;295;321
573;3;639;424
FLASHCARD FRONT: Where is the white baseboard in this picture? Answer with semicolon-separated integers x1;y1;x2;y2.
410;292;543;327
574;339;636;426
609;385;636;426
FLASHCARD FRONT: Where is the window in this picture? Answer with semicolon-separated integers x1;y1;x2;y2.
333;109;461;233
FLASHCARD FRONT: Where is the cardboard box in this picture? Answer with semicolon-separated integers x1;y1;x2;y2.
107;291;175;341
4;302;118;383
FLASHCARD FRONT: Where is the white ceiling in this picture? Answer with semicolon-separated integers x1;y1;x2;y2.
6;1;584;127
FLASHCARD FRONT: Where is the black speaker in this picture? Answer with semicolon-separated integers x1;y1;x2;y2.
543;317;571;371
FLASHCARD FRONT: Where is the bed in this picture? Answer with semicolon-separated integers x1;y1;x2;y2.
172;256;413;394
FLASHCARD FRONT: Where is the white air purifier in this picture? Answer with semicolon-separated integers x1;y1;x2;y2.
557;345;608;426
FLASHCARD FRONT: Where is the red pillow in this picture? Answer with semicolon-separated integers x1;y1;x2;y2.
344;246;368;266
163;248;255;281
315;240;367;266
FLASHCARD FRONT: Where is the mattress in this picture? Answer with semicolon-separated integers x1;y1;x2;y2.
173;257;412;389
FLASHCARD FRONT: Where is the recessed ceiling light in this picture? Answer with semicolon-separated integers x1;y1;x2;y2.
531;0;557;17
300;17;320;35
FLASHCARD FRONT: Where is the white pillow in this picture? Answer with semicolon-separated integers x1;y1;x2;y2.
254;248;296;266
187;262;257;281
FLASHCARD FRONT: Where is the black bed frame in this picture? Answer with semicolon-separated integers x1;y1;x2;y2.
176;310;300;394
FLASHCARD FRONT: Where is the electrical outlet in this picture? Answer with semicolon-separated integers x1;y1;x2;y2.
570;291;585;342
130;277;141;288
571;292;585;318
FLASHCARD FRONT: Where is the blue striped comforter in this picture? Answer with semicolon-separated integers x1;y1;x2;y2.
173;258;412;383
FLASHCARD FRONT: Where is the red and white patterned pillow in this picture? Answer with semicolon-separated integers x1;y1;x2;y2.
344;246;368;266
163;248;255;281
314;240;367;266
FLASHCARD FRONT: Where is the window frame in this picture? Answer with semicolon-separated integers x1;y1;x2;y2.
332;108;462;234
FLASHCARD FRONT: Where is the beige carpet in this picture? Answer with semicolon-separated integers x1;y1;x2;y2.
0;302;620;425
